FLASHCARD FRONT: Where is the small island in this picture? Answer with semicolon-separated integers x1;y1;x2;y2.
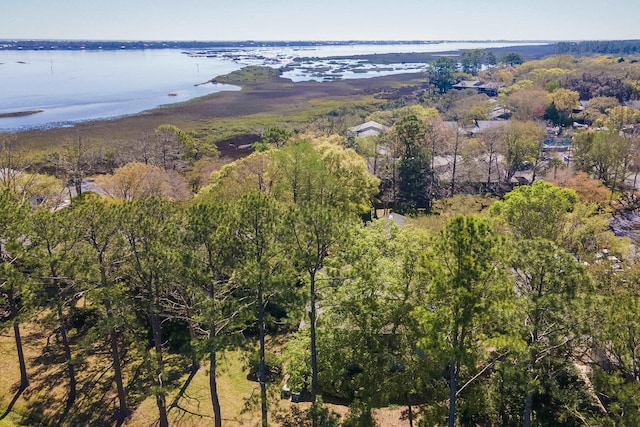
0;109;44;118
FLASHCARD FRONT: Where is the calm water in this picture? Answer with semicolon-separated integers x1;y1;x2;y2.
0;41;541;131
0;49;241;130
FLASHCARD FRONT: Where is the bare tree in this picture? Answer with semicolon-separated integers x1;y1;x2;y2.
479;127;504;191
0;134;36;199
55;136;96;199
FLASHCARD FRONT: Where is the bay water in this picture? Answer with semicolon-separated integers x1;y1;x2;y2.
0;41;540;131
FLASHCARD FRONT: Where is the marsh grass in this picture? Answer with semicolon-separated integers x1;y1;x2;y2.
212;66;283;85
10;70;424;160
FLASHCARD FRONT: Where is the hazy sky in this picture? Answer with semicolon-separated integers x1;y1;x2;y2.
1;0;639;41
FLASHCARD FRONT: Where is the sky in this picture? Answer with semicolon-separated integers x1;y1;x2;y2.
1;0;639;42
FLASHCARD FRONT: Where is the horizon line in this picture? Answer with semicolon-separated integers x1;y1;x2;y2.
0;38;618;43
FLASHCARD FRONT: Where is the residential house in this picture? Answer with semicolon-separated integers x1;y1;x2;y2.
443;120;508;137
452;80;505;96
347;121;389;138
624;100;640;110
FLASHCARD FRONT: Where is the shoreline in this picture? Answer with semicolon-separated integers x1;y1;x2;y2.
7;71;424;156
4;43;561;156
0;44;554;134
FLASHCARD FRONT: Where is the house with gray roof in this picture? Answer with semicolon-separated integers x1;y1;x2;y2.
443;120;508;137
625;100;640;110
348;121;389;138
453;80;483;90
452;80;505;96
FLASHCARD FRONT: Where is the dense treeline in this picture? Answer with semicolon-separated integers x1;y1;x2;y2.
556;40;640;55
2;136;640;426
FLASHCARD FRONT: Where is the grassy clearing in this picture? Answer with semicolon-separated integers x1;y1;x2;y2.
0;321;113;426
128;337;297;427
0;415;21;427
0;324;49;424
0;321;421;426
127;349;262;427
1;325;289;427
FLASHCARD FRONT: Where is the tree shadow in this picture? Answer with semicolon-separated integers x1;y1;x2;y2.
3;319;203;427
168;367;199;411
0;383;28;420
19;330;144;427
